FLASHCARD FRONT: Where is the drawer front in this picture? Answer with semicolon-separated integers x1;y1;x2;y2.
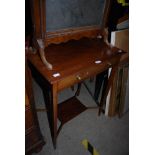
57;56;121;91
58;61;111;91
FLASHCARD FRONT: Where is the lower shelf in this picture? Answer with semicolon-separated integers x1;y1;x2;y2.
58;96;87;125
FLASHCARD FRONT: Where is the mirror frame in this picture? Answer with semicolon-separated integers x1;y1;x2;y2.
30;0;112;70
31;0;112;46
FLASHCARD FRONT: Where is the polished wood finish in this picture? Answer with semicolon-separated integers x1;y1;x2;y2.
58;96;87;124
50;83;58;149
28;38;123;84
28;0;125;149
30;0;41;39
45;26;101;46
57;96;87;137
30;0;112;69
31;0;111;43
27;37;125;148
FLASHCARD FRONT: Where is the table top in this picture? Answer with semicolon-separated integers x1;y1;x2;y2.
28;38;125;84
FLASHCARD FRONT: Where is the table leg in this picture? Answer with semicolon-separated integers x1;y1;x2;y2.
98;66;118;116
75;83;82;96
51;83;58;149
94;70;108;102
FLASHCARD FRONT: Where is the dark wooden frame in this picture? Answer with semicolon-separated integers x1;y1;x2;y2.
31;0;112;69
25;59;45;154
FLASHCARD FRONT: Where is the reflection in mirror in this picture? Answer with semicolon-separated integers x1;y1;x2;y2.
46;0;106;32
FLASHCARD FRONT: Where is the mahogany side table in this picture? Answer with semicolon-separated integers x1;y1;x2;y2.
27;38;124;149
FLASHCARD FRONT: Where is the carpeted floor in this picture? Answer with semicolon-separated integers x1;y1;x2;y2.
32;79;129;155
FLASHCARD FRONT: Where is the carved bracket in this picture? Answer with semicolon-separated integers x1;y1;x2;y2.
103;28;113;48
37;39;53;70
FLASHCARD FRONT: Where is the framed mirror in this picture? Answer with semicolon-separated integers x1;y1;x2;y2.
31;0;111;69
46;0;106;32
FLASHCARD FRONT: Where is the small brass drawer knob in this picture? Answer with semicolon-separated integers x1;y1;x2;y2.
107;61;112;66
76;75;81;80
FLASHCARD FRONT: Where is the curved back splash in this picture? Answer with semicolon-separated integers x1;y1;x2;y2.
46;0;106;32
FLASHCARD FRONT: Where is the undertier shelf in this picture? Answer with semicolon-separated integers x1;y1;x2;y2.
58;96;87;124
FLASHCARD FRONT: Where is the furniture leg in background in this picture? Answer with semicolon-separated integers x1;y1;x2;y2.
94;70;109;102
50;83;58;149
25;61;45;155
98;65;119;116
